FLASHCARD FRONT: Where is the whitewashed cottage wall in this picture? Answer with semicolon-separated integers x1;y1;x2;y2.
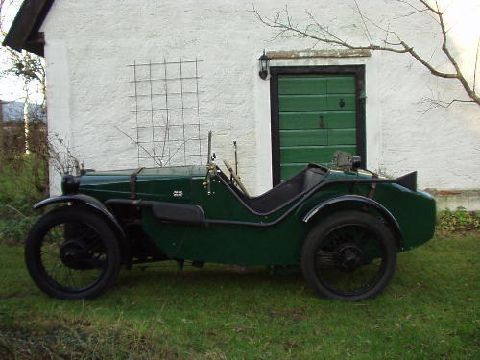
40;0;480;195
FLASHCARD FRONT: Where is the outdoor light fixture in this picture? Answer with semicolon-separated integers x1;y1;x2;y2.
258;50;270;80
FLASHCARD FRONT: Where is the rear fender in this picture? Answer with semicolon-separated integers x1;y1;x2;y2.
34;194;131;264
302;195;404;249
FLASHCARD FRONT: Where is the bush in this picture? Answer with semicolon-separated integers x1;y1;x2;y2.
0;154;48;206
437;207;480;232
0;198;41;246
0;216;38;246
0;154;47;245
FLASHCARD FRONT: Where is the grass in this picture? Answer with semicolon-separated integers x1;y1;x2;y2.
0;154;47;205
0;156;479;359
0;232;479;359
0;154;46;244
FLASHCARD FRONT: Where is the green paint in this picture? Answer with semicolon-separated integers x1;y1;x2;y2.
327;129;356;145
76;165;436;266
280;129;357;147
280;129;329;147
279;77;327;95
280;145;356;163
326;94;356;111
279;95;328;112
279;111;355;130
327;76;356;94
280;163;310;179
277;74;359;181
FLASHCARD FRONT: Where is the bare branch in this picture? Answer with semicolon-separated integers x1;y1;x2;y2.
3;204;28;219
36;134;82;176
419;0;440;14
394;0;440;24
353;0;372;42
434;1;480;104
420;97;476;113
163;138;202;165
252;1;480;108
473;37;480;93
114;126;163;167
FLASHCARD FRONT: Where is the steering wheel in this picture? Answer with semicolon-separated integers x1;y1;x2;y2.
223;160;250;196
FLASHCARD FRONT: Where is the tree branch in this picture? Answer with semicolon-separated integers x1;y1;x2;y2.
434;0;480;104
252;1;480;107
473;38;480;93
114;126;163;167
420;97;475;113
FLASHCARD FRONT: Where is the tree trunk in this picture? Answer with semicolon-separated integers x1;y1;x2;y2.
23;87;30;155
0;100;4;167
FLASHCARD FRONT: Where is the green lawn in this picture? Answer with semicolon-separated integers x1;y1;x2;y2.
0;232;478;359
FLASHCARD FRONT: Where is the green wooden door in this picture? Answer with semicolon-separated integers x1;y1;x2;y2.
277;74;358;180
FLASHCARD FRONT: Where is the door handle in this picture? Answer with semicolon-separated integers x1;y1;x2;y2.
319;116;325;129
339;98;346;108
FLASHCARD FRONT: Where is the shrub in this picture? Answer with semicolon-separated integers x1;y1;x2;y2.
0;153;48;205
437;207;480;232
0;216;38;246
0;154;47;245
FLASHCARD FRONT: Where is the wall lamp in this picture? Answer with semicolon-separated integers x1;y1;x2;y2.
258;50;270;80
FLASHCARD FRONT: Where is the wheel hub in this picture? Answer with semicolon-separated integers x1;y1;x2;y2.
336;243;364;271
60;240;92;269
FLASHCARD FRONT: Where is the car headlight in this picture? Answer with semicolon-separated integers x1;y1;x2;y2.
61;175;80;194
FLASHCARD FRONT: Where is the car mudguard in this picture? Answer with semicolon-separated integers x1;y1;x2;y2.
34;194;130;263
302;195;404;249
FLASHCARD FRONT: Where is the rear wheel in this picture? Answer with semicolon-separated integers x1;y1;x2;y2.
301;210;396;301
25;206;121;299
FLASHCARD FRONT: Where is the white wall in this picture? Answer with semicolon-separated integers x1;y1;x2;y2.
41;0;480;195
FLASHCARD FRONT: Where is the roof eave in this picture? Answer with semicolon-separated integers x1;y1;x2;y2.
3;0;54;57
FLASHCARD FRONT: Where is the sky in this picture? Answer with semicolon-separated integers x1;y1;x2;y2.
0;0;478;106
0;0;43;104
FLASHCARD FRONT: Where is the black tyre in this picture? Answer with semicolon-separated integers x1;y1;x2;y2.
25;206;121;299
301;210;396;301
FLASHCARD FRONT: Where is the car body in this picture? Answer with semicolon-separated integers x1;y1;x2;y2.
26;155;436;301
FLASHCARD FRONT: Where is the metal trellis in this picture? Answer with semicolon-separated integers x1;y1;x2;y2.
128;58;205;167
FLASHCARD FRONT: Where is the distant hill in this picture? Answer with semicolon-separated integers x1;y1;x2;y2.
0;100;46;123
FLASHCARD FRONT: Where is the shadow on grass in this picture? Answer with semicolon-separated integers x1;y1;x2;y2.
0;232;479;359
114;264;311;299
118;265;301;285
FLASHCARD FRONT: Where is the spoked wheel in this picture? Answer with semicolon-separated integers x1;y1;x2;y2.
25;206;121;299
301;210;396;301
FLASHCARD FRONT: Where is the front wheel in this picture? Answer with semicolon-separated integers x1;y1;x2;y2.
25;206;121;299
301;210;396;301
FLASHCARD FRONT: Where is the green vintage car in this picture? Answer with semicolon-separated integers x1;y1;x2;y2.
25;140;436;301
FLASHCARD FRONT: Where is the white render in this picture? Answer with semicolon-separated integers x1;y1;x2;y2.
40;0;480;195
